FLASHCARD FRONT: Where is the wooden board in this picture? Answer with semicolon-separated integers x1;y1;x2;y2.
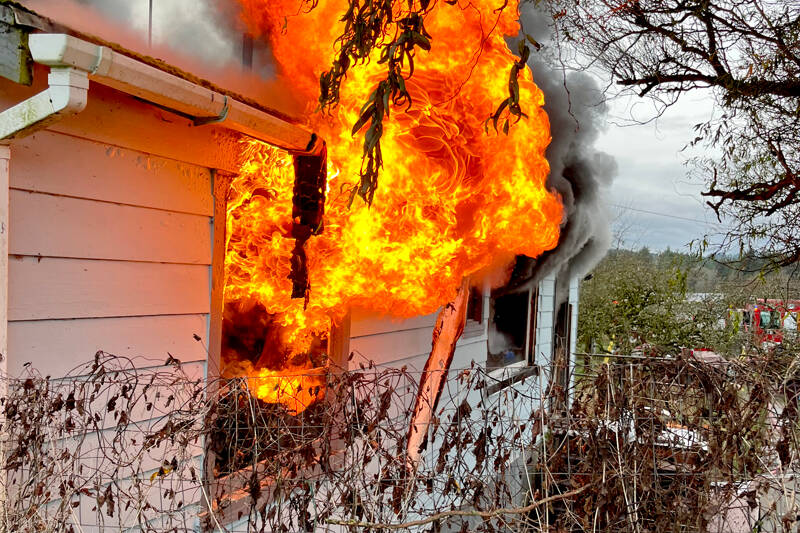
8;314;209;377
9;130;214;216
10;189;212;264
0;21;32;85
8;257;210;321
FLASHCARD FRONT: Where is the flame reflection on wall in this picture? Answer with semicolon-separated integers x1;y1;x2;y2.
221;0;562;409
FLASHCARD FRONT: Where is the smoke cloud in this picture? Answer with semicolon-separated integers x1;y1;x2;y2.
23;0;301;115
508;4;617;294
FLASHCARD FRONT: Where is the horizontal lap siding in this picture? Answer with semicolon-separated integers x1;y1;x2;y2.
10;189;211;264
9;257;209;321
349;324;435;369
9;130;213;215
349;307;488;371
350;308;438;338
1;77;223;531
6;81;217;381
533;275;556;367
8;315;208;377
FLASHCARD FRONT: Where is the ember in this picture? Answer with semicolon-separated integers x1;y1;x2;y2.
222;0;562;410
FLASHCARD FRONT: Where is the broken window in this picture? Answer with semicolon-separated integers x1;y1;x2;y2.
487;256;540;370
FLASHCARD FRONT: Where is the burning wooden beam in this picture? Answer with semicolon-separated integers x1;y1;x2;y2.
289;136;327;302
405;277;470;471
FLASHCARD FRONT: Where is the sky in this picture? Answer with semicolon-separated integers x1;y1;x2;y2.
596;92;730;252
35;0;730;255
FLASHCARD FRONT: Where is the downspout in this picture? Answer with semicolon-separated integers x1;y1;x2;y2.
0;66;89;139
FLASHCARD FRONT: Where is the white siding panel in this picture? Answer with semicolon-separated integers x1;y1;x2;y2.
8;257;210;320
349;327;434;367
534;340;553;366
539;277;556;298
8;314;209;377
350;308;438;338
451;338;488;370
9;130;213;215
10;190;212;264
538;310;554;331
349;317;485;370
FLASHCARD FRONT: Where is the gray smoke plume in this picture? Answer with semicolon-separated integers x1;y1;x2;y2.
505;4;617;296
69;0;240;67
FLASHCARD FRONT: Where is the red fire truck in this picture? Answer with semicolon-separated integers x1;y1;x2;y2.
738;299;800;345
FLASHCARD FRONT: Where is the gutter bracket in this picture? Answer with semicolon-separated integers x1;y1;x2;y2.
193;96;229;126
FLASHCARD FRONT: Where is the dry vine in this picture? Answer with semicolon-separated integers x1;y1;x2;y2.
1;348;799;532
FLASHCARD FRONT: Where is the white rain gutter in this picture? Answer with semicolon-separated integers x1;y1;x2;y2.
24;33;316;152
0;66;89;140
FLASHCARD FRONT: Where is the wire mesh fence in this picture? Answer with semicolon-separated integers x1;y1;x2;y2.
0;350;799;532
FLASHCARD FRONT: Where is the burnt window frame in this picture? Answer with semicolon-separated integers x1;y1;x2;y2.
202;169;352;528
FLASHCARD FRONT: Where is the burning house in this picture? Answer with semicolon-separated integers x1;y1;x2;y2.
0;0;612;531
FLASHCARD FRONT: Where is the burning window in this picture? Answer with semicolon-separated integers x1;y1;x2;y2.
207;144;344;518
219;140;332;416
220;300;328;414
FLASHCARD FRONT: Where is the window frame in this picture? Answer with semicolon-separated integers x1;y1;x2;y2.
487;284;540;378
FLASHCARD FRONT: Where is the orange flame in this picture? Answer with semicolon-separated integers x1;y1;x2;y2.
249;363;326;415
223;0;562;407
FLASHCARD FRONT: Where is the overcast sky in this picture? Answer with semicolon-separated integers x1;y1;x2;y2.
596;92;730;252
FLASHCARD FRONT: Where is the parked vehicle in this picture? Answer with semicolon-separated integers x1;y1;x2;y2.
734;299;800;345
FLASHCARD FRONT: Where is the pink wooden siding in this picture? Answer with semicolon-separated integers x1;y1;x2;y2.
1;75;220;379
0;67;225;530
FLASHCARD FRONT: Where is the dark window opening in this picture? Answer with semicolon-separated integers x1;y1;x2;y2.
488;288;537;369
467;286;484;324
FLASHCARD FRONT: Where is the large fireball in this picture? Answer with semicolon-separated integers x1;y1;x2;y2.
223;0;562;407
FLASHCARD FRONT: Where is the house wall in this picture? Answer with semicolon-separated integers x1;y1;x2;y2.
348;292;489;373
346;270;574;385
0;67;238;531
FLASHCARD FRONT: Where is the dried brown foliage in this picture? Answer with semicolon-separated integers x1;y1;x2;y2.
1;350;799;531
